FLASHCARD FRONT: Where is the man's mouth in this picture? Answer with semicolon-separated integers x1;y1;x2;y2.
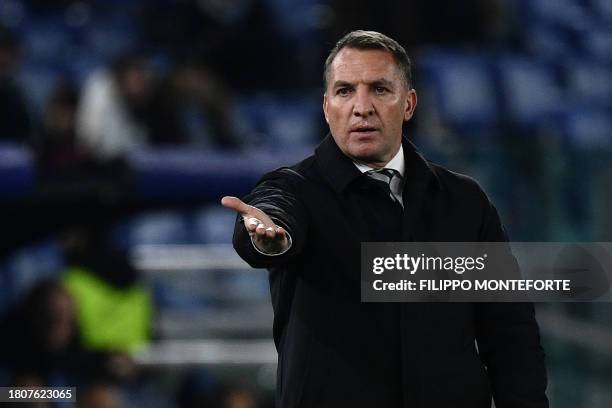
350;126;379;134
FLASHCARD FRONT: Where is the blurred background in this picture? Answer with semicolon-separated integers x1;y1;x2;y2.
0;0;611;407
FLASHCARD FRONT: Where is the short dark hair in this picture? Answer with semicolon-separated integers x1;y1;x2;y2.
323;30;413;91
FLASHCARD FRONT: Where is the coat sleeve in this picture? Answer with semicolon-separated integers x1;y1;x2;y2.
475;194;549;408
232;168;308;268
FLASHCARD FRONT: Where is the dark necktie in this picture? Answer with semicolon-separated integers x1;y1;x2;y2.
366;168;403;206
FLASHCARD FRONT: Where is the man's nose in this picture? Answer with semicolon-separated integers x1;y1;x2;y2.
352;90;374;117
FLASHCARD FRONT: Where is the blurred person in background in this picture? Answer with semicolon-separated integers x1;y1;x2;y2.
60;225;152;356
30;81;87;172
223;30;548;407
76;52;151;160
146;59;240;149
7;80;134;258
0;280;80;384
177;370;261;408
77;382;122;408
0;24;31;143
222;387;259;408
0;280;132;388
29;79;131;195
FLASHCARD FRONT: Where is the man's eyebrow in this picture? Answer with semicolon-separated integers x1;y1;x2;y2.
332;78;395;88
331;78;396;90
369;78;394;87
332;80;354;89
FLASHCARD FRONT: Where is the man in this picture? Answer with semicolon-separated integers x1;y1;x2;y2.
222;31;548;408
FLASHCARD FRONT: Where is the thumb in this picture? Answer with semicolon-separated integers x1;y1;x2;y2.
221;196;276;227
221;196;251;215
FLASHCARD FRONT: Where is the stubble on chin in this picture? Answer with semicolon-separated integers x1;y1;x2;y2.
346;146;388;167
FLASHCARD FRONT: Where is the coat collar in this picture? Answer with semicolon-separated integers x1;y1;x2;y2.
314;133;439;195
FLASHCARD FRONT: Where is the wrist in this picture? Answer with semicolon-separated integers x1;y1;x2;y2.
250;232;292;256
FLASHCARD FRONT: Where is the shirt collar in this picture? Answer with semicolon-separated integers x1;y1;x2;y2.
353;144;405;177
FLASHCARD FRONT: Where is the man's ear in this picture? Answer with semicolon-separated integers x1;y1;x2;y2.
403;89;418;122
323;93;329;124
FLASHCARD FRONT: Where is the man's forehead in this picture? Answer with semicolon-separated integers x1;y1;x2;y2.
330;47;400;83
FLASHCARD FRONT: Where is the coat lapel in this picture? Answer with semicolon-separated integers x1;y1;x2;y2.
400;139;438;242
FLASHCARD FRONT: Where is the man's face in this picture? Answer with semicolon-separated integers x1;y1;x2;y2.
323;48;417;168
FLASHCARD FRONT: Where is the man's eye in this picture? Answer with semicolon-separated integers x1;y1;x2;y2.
337;88;351;96
375;86;388;94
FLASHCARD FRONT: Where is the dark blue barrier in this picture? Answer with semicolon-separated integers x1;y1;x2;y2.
0;145;314;202
129;147;313;202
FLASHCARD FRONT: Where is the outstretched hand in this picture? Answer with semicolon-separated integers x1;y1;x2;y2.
221;196;290;254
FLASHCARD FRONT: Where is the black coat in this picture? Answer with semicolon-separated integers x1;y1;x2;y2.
232;135;548;408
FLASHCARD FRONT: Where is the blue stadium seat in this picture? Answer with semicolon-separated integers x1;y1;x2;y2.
521;0;591;27
191;205;236;244
591;0;612;23
581;26;612;62
266;94;321;147
565;60;612;107
17;64;64;117
4;239;64;306
233;94;274;147
128;212;190;246
496;56;563;126
418;51;498;130
153;282;210;311
234;93;321;149
523;24;576;60
220;269;270;301
560;107;612;149
67;50;106;86
84;22;137;60
264;0;324;39
21;17;71;64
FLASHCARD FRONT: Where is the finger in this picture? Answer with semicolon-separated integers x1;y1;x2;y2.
221;196;250;214
255;223;268;236
275;226;286;238
223;196;275;226
245;217;261;232
265;226;276;239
